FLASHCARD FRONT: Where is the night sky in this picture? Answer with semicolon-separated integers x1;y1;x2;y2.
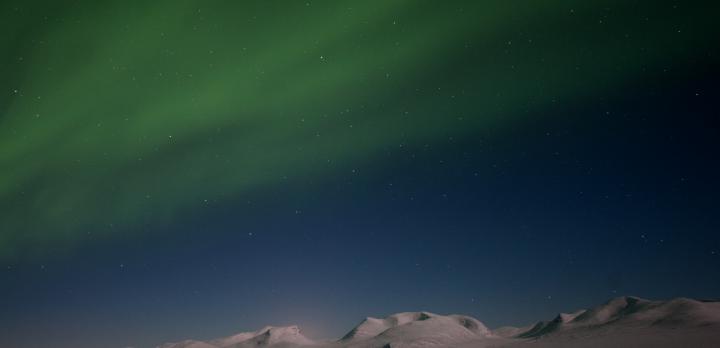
1;1;719;348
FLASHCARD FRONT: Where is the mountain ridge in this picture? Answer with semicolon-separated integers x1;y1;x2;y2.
156;296;720;348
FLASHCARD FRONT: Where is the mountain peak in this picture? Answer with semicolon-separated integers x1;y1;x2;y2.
162;325;313;348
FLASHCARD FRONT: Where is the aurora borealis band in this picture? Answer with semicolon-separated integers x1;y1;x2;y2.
1;0;714;258
1;1;720;348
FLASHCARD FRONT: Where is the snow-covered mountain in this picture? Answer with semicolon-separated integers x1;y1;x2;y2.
159;326;314;348
512;296;720;339
338;311;492;347
476;296;720;348
155;296;720;348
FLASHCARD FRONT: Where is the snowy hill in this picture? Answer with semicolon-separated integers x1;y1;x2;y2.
338;311;492;347
158;340;218;348
158;326;314;348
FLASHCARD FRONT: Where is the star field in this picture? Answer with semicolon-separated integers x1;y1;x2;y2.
1;1;719;348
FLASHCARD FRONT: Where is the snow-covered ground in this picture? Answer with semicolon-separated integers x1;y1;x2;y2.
157;296;720;348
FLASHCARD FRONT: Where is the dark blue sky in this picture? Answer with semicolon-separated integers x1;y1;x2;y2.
3;66;719;348
1;2;719;348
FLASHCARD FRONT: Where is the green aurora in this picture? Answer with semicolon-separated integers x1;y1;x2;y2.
0;0;716;259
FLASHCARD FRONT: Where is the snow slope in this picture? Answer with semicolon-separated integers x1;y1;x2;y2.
158;340;218;348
